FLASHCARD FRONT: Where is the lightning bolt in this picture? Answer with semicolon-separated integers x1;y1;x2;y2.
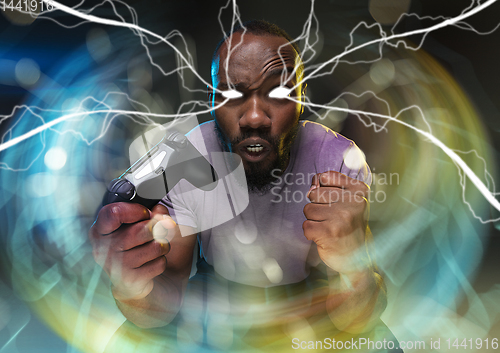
0;99;223;153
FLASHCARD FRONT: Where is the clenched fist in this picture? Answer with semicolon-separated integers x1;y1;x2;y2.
303;171;370;275
89;202;178;301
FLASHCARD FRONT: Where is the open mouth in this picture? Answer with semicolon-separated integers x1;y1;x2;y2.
246;144;265;153
237;139;272;162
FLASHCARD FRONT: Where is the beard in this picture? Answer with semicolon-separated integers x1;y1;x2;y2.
214;121;299;193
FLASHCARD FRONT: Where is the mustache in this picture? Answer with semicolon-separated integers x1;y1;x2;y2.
229;130;279;148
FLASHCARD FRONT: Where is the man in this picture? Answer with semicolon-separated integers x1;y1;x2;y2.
90;20;398;352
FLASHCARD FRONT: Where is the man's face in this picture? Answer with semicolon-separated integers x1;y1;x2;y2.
210;32;305;192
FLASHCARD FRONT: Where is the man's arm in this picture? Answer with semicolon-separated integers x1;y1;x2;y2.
89;203;197;328
324;243;387;333
303;171;387;333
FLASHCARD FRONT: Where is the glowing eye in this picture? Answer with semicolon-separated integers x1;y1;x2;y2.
221;90;243;99
269;86;292;99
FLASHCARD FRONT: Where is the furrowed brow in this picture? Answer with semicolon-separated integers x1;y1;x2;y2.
265;67;296;83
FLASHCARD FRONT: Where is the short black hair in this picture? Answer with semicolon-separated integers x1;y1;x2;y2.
212;19;301;63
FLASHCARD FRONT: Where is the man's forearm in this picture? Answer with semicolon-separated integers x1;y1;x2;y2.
325;268;387;333
113;276;184;329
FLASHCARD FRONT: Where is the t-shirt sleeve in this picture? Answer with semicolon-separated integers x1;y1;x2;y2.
309;122;372;186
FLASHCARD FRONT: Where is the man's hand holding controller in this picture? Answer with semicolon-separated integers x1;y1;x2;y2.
88;199;199;329
89;203;178;301
87;125;214;327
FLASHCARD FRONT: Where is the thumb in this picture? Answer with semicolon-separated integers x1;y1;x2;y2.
152;214;177;244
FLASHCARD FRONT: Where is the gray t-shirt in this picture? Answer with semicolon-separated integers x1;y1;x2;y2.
162;120;371;287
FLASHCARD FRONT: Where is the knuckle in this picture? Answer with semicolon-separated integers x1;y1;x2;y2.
302;220;309;231
97;204;121;232
302;220;315;233
303;203;313;216
115;241;126;252
108;204;122;219
99;204;113;220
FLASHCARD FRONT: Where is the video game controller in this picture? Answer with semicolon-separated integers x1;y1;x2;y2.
102;130;218;209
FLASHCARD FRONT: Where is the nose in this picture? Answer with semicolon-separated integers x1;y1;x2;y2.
239;95;272;130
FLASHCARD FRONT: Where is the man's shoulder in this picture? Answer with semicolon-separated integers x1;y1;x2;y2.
295;120;371;185
296;120;353;149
